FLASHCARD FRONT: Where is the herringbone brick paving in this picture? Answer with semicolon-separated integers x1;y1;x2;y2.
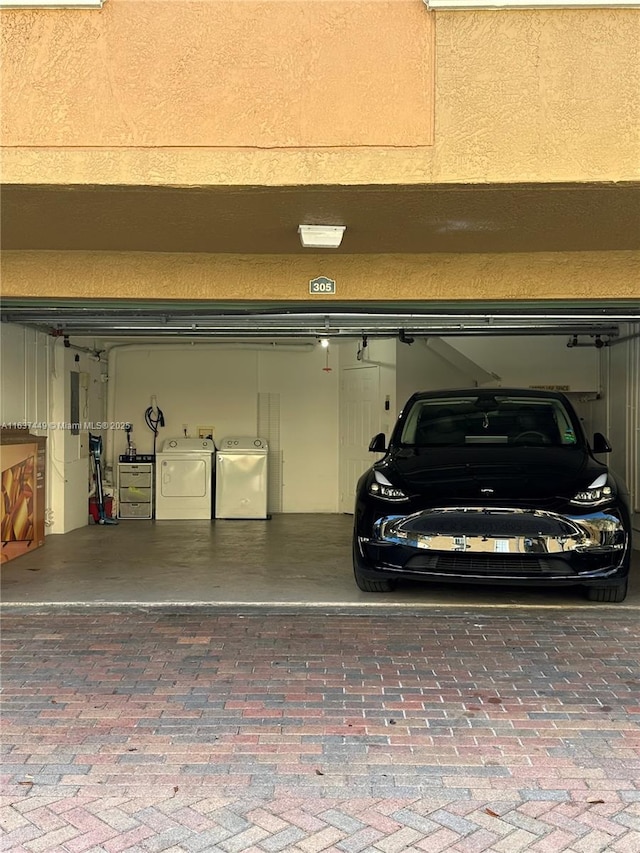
1;607;639;851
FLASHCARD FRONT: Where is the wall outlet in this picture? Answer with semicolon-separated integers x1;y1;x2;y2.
198;426;214;440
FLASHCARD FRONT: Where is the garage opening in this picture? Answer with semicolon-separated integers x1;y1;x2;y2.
1;298;638;604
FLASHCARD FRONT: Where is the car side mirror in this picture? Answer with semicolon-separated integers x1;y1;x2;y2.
592;432;612;454
369;433;387;453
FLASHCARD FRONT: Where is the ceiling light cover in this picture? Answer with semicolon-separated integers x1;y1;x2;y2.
298;225;346;249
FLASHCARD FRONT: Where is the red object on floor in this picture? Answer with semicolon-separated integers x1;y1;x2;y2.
89;496;113;522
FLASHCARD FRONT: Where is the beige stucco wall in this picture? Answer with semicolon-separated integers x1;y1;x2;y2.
2;4;638;187
3;250;639;301
1;1;434;150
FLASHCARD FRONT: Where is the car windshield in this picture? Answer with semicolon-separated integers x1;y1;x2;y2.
400;394;579;448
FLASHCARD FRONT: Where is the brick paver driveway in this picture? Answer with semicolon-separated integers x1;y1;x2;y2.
2;606;640;852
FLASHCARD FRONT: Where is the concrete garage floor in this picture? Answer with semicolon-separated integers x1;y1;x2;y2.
1;514;639;609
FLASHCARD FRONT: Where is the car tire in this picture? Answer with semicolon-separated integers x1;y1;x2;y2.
352;539;394;592
585;579;628;603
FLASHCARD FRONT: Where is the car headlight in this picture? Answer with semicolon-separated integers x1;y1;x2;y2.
570;474;614;507
368;470;409;501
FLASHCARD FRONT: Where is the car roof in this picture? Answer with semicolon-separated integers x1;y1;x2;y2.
406;388;571;402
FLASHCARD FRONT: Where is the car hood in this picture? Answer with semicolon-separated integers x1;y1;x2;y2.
381;446;605;502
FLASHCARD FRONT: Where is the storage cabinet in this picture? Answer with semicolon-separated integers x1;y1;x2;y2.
118;461;153;519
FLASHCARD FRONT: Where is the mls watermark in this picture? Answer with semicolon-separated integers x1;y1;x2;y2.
2;422;129;431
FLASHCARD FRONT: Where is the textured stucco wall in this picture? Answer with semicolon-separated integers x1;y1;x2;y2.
2;5;638;186
433;10;640;184
0;1;434;149
3;250;639;301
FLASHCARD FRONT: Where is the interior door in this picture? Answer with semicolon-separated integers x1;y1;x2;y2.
339;365;381;514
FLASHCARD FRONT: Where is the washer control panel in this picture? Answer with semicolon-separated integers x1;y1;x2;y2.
219;436;268;451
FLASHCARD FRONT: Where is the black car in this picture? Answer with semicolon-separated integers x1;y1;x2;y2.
353;388;632;602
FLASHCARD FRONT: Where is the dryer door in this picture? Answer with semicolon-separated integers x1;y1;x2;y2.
160;455;208;497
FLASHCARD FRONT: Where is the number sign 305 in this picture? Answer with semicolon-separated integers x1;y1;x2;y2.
309;276;336;295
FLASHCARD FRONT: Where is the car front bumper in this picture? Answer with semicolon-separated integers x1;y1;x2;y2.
357;506;630;585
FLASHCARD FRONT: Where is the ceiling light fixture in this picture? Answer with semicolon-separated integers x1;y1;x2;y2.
298;225;346;249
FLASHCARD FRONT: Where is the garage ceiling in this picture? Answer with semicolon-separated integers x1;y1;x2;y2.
2;181;640;254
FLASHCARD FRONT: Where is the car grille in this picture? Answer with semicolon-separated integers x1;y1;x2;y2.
404;513;566;537
404;553;574;576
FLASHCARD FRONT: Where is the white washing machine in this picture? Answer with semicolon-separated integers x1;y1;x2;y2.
215;436;269;519
155;438;215;520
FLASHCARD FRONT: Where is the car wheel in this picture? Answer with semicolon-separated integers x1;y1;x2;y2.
585;579;628;603
352;539;394;592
